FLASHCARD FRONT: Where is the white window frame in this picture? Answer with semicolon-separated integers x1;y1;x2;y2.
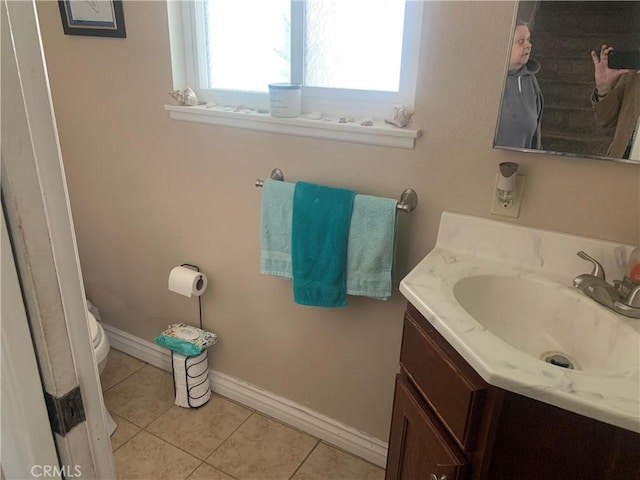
165;0;423;148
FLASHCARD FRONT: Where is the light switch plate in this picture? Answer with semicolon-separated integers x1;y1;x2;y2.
490;174;525;218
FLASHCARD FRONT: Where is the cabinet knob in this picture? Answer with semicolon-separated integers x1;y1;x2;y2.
430;475;447;480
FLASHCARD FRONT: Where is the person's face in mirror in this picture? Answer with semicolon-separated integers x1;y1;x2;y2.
509;25;532;72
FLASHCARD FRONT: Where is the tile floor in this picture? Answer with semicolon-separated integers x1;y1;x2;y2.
102;349;386;480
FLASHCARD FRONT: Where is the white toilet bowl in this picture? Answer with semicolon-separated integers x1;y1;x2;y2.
87;310;118;436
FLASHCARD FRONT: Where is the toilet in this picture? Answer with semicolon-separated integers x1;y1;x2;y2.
86;308;118;436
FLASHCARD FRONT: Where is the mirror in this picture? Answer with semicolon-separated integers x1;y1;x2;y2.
494;1;640;163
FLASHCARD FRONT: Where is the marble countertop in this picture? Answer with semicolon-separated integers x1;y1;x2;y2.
400;212;640;433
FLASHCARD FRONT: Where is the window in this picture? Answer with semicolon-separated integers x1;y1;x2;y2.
166;0;423;147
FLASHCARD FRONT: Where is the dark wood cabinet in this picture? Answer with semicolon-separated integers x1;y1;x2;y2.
385;303;640;480
386;375;467;480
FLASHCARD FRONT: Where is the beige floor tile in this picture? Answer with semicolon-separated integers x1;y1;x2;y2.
147;395;253;459
186;463;236;480
104;365;174;427
291;442;385;480
109;414;141;451
101;349;146;391
113;431;200;480
206;413;318;480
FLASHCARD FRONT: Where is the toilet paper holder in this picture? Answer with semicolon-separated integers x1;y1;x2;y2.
176;263;203;330
164;263;215;409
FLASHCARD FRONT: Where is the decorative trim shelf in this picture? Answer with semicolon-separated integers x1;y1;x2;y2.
165;104;422;149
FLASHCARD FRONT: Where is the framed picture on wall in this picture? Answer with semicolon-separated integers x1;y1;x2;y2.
58;0;126;38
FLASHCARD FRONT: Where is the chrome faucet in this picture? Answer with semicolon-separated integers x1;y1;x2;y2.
573;251;640;319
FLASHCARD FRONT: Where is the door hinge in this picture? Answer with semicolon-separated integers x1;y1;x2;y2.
44;386;85;436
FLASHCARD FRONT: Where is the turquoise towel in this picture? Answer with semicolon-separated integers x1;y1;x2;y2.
346;194;398;300
260;179;294;278
292;181;356;307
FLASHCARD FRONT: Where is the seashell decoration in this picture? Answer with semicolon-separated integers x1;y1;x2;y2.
384;105;414;128
169;87;199;106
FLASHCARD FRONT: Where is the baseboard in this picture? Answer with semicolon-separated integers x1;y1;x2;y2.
103;324;172;372
102;324;388;467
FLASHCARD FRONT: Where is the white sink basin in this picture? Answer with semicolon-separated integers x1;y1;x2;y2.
453;274;639;374
399;212;640;433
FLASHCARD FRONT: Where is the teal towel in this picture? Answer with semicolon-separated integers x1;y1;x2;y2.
346;194;398;300
292;181;356;307
260;179;294;278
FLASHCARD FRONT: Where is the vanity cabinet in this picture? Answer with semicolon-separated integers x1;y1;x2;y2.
387;375;468;480
385;303;640;480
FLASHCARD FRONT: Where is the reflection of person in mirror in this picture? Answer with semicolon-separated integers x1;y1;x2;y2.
590;45;640;159
496;20;544;150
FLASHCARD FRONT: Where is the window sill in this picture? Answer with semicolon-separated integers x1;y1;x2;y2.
164;104;422;149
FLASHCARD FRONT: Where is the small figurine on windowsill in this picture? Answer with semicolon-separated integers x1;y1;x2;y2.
169;87;200;106
385;105;414;128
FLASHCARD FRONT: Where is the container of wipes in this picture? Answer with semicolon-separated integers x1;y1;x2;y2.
268;83;302;118
154;323;218;357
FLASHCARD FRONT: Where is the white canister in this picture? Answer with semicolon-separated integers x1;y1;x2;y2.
268;83;302;118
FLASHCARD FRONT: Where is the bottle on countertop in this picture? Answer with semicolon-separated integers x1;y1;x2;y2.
625;247;640;284
620;247;640;296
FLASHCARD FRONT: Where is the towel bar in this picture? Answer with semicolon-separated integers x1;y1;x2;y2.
255;168;417;213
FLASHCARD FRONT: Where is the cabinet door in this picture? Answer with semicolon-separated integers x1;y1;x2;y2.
402;306;487;452
386;375;468;480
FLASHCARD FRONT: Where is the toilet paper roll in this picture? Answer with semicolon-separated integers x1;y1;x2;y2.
168;266;208;297
172;350;211;408
175;383;190;408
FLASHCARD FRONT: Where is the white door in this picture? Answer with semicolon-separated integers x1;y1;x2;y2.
1;0;115;477
1;210;62;480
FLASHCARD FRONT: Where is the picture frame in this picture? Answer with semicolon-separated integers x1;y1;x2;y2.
58;0;126;38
